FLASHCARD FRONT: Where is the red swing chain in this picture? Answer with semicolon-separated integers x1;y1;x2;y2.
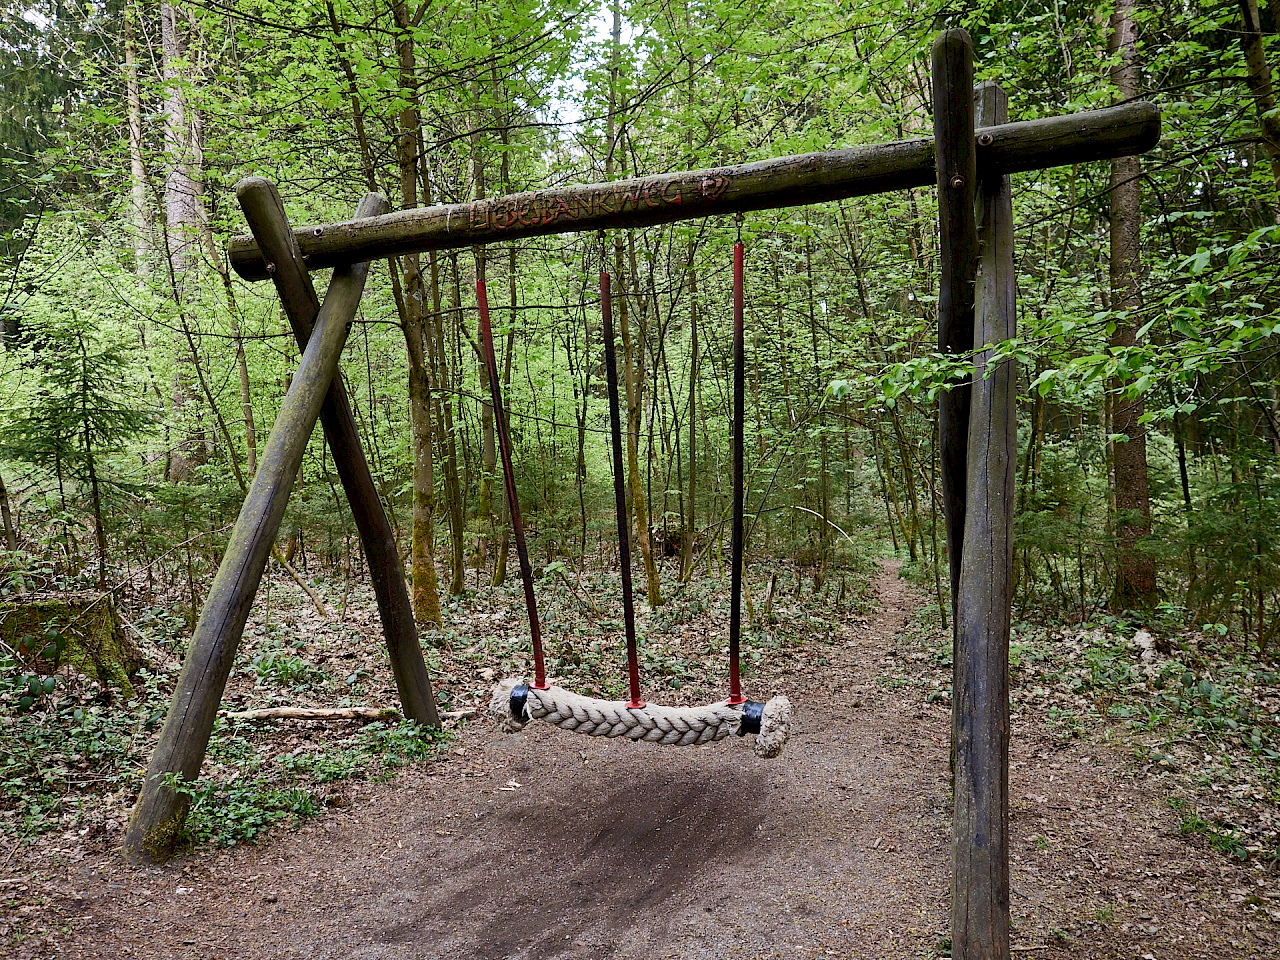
727;238;746;705
599;248;645;710
476;274;547;690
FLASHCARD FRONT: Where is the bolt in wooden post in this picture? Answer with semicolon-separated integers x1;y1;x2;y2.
122;193;387;864
952;81;1016;960
235;177;439;728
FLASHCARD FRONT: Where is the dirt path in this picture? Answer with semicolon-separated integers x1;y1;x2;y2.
9;564;1275;959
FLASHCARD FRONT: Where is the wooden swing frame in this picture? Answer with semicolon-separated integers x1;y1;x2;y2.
125;28;1160;960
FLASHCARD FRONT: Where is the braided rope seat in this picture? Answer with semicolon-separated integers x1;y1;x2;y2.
488;678;791;758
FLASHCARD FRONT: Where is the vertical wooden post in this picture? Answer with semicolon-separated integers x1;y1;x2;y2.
952;81;1016;960
235;178;439;728
123;193;388;863
932;29;978;613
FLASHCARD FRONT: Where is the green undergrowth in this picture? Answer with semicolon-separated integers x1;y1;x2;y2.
166;719;450;848
0;584;453;857
2;556;868;859
0;668;450;852
893;589;1280;865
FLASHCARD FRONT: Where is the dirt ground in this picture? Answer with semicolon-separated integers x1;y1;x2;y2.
5;564;1277;959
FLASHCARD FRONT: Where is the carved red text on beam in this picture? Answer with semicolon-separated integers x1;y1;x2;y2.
699;176;729;200
467;176;719;233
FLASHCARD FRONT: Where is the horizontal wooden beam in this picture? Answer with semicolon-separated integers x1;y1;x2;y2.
229;101;1159;280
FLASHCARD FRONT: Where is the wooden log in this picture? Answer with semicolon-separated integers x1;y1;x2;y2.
227;101;1160;279
952;81;1016;960
122;193;385;865
933;28;978;619
236;177;439;729
222;706;399;721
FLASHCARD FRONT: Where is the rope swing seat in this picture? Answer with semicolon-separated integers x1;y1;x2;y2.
479;233;791;759
489;679;791;757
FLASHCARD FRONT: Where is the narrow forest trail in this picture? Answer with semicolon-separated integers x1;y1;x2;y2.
14;564;1275;959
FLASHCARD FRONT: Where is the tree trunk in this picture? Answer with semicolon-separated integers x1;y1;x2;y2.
125;1;150;273
437;256;467;594
0;466;17;551
1108;0;1157;609
1238;0;1280;221
619;236;662;607
78;339;110;592
470;126;496;576
682;255;699;582
232;318;257;475
606;4;661;608
493;116;518;587
392;1;441;628
492;276;516;586
160;3;205;483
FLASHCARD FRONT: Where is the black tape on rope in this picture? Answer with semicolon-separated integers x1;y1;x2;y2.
736;700;765;737
509;683;530;724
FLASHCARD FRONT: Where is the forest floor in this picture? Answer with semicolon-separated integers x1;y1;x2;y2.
3;561;1278;959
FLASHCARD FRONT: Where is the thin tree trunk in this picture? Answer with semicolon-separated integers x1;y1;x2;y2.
0;467;14;551
232;318;257;475
683;256;699;582
470;124;495;576
391;1;441;628
125;1;150;273
606;4;661;607
493;111;518;587
160;3;205;482
1108;0;1156;609
437;256;466;593
1238;0;1280;221
620;235;661;606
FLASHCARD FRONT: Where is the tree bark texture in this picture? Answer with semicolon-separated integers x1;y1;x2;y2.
0;467;16;551
683;256;699;582
1108;0;1157;609
160;2;203;482
234;179;439;728
228;102;1160;279
951;80;1015;960
123;192;386;864
391;0;442;628
160;3;201;286
1238;0;1280;220
125;1;150;273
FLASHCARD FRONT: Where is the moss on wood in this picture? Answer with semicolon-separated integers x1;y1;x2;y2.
0;591;142;696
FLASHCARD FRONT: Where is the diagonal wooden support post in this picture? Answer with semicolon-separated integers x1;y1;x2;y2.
123;192;389;863
933;28;978;619
236;178;439;729
952;80;1017;960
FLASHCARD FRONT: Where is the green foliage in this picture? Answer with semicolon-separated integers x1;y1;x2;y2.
0;318;154;472
1;661;451;847
0;676;162;838
252;651;327;690
163;773;321;848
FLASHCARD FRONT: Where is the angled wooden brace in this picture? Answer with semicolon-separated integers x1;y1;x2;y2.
124;192;401;863
236;177;438;730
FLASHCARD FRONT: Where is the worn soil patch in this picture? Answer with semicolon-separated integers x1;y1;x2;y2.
5;564;1275;959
